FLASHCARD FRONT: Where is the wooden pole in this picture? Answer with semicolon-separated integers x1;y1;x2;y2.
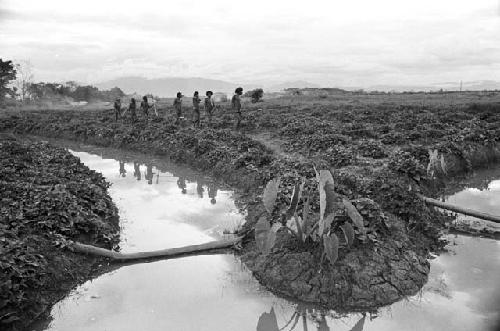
417;193;500;224
71;236;243;262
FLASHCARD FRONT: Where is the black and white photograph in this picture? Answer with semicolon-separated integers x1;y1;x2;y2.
0;1;499;330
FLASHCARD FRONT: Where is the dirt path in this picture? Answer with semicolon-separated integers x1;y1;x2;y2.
248;131;307;162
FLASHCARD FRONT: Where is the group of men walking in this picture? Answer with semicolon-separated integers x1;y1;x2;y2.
113;87;244;129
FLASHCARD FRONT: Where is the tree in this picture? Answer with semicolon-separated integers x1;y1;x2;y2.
14;60;34;101
245;88;264;103
0;59;17;102
71;85;100;101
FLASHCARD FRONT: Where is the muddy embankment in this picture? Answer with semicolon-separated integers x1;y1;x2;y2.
0;134;119;331
1;107;499;314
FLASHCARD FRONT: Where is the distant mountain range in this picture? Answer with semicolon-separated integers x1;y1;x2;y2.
96;77;500;96
362;80;500;92
95;77;259;97
267;80;321;92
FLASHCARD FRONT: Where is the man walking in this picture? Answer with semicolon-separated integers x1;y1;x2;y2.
192;91;201;128
231;87;243;129
173;92;183;125
140;96;150;118
204;90;215;126
123;98;137;122
113;98;121;121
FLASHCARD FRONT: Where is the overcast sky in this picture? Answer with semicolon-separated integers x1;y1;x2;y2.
0;0;499;87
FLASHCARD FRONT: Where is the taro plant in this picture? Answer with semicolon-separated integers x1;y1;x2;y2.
426;149;447;178
255;169;367;266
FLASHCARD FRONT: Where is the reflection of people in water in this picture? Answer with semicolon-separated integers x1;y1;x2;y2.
133;161;141;181
119;160;126;177
316;314;330;331
256;305;365;331
208;182;218;205
196;176;205;198
144;164;155;185
177;176;187;194
256;307;279;331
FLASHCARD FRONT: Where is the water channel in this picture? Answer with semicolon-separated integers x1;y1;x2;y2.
39;142;499;331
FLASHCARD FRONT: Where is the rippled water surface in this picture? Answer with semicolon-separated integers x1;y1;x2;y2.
40;143;500;331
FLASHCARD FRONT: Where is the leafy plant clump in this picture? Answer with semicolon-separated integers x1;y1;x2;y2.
255;169;367;266
0;137;119;330
244;88;264;103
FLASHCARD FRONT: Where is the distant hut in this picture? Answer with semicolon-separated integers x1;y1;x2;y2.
213;92;228;103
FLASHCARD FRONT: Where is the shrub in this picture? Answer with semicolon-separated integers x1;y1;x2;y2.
245;88;264;103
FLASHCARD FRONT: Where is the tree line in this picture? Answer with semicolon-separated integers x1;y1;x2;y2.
1;58;265;105
28;81;125;103
0;58;125;104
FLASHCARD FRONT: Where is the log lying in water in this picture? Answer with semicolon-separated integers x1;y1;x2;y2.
71;236;243;262
417;193;500;224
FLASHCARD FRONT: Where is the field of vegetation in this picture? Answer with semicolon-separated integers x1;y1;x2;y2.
1;90;500;328
0;134;119;330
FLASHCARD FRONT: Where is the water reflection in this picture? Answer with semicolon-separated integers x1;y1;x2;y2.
197;176;205;198
256;306;367;331
144;163;154;185
119;160;126;177
177;176;187;194
209;182;218;205
116;153;221;203
445;167;500;235
34;139;500;331
133;161;141;181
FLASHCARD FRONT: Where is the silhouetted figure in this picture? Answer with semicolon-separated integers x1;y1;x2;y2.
144;163;154;185
196;176;205;198
114;98;121;121
140;95;150;118
192;91;201;128
177;176;187;194
173;92;183;125
150;97;158;116
317;314;331;331
232;87;243;129
133;161;141;181
208;182;218;205
256;308;279;331
119;160;126;177
124;98;137;122
205;90;215;126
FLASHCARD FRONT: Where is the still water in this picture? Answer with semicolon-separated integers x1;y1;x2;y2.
41;144;499;331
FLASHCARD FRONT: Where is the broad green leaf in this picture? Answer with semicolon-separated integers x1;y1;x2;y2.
340;223;355;247
301;194;311;233
313;165;320;182
267;223;281;252
255;215;270;253
255;216;280;254
342;198;366;235
319;213;335;236
263;178;280;214
302;194;311;223
323;233;339;265
309;225;320;242
294;214;305;242
286;216;298;233
440;154;447;175
319;170;336;222
285;214;305;242
286;179;304;220
427;149;439;178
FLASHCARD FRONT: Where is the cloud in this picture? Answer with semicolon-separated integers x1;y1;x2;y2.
0;7;15;19
1;0;499;86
